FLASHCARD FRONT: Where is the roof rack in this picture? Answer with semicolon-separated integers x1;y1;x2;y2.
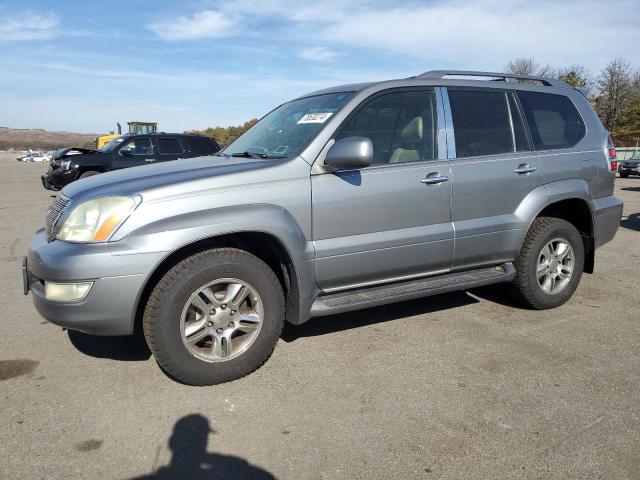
414;70;569;88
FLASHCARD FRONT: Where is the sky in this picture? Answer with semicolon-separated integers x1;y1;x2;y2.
0;0;638;134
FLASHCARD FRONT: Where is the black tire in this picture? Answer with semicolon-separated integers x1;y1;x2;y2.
143;248;285;386
619;173;628;178
78;170;100;179
514;217;584;310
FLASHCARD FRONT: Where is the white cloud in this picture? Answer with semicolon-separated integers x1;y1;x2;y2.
320;0;639;70
298;46;337;62
148;10;236;40
0;10;59;41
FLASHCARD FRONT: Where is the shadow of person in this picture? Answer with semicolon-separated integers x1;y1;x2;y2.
130;414;276;480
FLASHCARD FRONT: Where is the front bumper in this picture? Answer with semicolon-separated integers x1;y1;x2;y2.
593;195;623;249
619;165;640;175
41;168;76;191
26;229;165;335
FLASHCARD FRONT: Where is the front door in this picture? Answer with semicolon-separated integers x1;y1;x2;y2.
312;88;453;291
114;136;156;169
445;88;542;268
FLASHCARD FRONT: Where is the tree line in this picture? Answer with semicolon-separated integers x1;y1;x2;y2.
505;57;639;146
188;119;258;149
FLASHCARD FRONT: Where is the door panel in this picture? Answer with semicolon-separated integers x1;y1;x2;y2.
312;88;453;291
313;162;453;290
451;153;542;267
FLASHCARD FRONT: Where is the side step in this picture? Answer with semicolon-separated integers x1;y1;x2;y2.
310;263;515;317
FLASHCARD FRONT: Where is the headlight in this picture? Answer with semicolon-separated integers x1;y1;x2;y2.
57;196;137;242
60;160;71;170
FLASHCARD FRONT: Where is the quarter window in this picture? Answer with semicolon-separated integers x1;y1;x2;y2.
448;90;513;158
336;90;437;165
119;137;153;156
517;91;586;150
157;137;184;155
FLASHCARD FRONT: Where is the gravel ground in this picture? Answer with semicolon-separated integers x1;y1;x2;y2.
1;154;638;480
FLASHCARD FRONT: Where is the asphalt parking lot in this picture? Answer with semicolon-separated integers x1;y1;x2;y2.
1;153;639;479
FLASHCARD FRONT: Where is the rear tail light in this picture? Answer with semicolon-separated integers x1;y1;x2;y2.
606;133;617;171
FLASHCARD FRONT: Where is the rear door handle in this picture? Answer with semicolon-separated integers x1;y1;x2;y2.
514;163;536;175
420;174;449;185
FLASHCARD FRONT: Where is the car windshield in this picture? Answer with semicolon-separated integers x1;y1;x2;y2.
99;137;125;153
222;92;354;159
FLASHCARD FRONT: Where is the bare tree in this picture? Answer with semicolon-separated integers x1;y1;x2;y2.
595;58;633;132
505;57;554;77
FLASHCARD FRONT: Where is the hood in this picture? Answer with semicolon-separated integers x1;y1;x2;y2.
61;155;303;202
53;147;97;160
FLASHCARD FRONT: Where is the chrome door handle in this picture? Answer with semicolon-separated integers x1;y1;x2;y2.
420;174;449;185
514;164;536;174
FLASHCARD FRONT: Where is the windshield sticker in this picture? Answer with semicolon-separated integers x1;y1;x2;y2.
297;112;333;124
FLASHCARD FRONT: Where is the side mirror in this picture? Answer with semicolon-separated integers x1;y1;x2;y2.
120;148;132;156
324;137;373;171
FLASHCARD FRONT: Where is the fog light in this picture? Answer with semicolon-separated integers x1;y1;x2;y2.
45;281;93;302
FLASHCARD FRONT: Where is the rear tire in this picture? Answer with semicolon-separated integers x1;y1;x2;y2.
514;217;584;310
143;248;285;386
78;170;100;179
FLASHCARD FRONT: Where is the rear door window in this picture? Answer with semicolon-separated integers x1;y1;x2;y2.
185;136;220;154
157;137;184;155
516;91;586;150
448;89;514;158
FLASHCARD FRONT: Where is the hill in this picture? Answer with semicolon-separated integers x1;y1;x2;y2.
0;127;100;151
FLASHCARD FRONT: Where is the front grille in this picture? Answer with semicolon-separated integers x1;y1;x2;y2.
45;193;70;241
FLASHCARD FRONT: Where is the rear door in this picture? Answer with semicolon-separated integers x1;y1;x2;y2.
445;88;542;269
113;136;157;169
155;136;186;162
312;88;454;291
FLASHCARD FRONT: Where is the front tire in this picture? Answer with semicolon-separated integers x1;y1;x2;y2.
143;248;285;385
514;217;584;310
619;172;628;178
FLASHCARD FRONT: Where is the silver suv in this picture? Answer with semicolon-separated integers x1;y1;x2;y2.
24;70;623;385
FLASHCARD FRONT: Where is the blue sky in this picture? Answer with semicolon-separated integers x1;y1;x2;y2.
0;0;638;133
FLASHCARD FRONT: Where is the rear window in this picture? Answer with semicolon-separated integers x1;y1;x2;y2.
157;137;184;155
184;136;219;155
516;91;586;150
448;90;514;158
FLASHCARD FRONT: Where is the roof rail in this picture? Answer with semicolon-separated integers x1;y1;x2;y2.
414;70;569;88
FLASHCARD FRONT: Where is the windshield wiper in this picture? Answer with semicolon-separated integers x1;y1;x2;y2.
231;151;267;159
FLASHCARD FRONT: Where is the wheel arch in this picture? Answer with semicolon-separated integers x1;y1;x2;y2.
520;180;596;274
131;230;306;336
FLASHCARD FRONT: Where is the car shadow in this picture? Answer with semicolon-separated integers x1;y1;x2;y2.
67;330;151;361
620;212;640;232
281;290;479;342
620;186;640;192
129;414;276;480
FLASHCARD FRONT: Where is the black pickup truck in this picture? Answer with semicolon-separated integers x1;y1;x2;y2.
41;133;220;190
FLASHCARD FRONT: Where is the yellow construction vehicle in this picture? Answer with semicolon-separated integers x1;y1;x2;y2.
96;121;158;149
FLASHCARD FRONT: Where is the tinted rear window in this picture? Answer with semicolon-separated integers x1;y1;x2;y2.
448;90;513;158
517;91;586;150
157;137;184;154
184;136;220;155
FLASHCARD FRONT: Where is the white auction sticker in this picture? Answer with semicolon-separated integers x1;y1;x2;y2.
297;112;333;124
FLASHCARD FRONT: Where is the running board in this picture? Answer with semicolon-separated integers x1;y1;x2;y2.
310;263;515;317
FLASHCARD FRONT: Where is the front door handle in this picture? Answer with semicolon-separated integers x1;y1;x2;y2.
420;174;449;185
514;163;536;175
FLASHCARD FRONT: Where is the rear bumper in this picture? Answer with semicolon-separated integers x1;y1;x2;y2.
26;229;165;335
593;195;623;249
